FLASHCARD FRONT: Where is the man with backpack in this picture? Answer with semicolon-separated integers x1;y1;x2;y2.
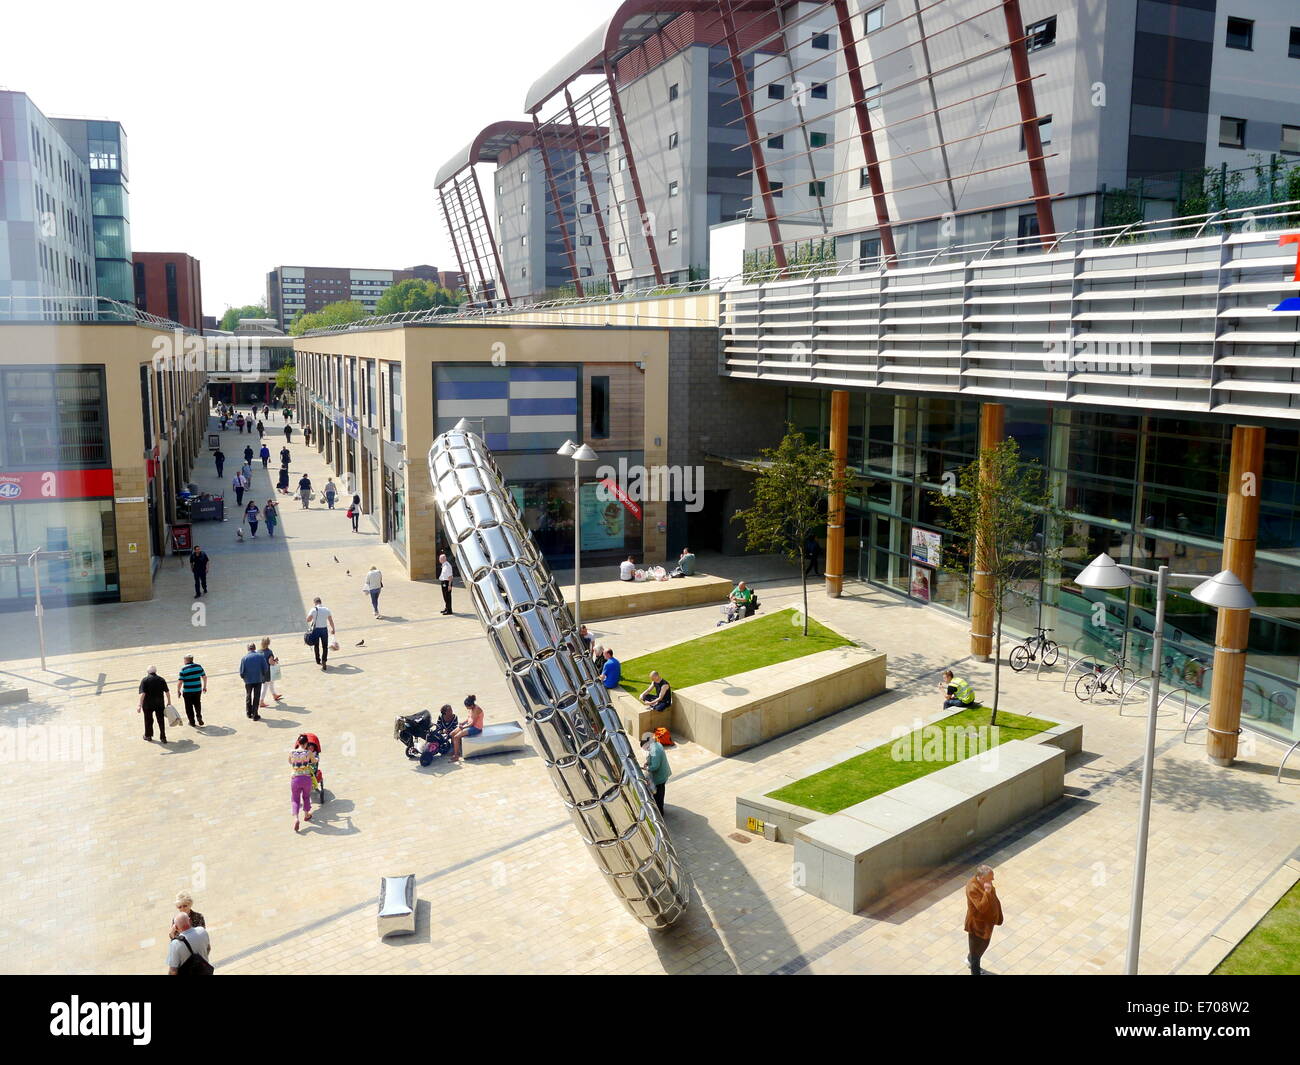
166;911;213;975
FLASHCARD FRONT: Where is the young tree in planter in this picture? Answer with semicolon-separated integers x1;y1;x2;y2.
731;426;855;637
934;437;1069;726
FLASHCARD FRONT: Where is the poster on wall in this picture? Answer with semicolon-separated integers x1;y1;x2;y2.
580;482;624;551
910;565;933;603
910;527;942;566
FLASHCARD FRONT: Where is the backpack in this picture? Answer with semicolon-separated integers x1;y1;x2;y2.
654;726;674;747
176;933;214;976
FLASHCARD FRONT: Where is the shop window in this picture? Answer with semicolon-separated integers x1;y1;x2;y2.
590;375;610;439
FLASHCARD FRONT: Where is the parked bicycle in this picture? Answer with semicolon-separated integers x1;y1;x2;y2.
1008;626;1058;672
1074;655;1138;701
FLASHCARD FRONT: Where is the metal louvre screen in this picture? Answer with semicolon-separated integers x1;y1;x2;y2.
428;427;691;930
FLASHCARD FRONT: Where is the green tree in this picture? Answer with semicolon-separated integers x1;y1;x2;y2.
289;300;371;336
374;278;463;316
731;426;854;636
218;304;268;331
274;362;297;402
933;437;1070;725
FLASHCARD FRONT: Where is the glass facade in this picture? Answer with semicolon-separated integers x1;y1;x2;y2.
1;367;108;467
0;499;119;610
789;388;1300;740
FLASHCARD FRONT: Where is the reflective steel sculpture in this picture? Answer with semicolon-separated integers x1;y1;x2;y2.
428;429;691;930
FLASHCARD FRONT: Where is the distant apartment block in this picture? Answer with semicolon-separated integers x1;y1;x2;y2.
266;263;447;329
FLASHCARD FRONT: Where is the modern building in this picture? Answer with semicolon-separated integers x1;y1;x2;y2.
132;251;203;330
0;92;99;313
265;263;446;330
0;314;209;610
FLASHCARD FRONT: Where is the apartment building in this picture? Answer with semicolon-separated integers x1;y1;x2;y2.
266;263;445;329
132;251;203;329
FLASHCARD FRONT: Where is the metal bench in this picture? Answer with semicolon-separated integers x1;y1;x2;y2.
463;721;527;758
378;874;416;937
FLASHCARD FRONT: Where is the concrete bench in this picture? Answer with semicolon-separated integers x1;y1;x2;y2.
613;644;887;756
793;740;1065;913
463;721;527;758
378;874;416;937
560;573;732;622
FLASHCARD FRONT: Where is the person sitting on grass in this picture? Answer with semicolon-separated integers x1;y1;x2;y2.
942;669;977;710
640;671;672;713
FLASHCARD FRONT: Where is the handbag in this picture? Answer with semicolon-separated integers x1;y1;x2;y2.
164;703;182;726
175;933;214;976
303;628;314;646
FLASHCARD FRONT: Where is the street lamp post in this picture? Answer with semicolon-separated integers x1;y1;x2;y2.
1074;553;1255;975
557;440;599;632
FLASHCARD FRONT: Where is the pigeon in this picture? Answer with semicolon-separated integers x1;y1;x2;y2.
346;570;351;576
355;640;365;647
306;562;310;567
333;556;339;563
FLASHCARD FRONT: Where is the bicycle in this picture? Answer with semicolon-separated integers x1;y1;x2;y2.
1008;626;1058;672
1074;655;1138;701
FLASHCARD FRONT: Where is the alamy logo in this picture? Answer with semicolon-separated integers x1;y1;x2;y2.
49;997;151;1045
594;458;703;513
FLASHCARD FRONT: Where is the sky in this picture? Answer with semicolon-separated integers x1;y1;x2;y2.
0;0;619;317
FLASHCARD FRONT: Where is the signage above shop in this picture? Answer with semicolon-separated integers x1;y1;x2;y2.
0;470;115;501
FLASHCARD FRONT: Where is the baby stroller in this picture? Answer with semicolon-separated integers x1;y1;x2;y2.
302;732;325;804
394;710;433;759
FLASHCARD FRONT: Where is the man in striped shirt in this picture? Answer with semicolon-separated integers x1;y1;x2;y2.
177;655;207;727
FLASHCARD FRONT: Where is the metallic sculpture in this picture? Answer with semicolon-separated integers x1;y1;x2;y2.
428;429;691;930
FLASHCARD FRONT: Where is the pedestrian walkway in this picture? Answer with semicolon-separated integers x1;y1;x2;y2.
0;430;1296;974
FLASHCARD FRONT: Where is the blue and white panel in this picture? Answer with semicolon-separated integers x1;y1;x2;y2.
436;365;577;452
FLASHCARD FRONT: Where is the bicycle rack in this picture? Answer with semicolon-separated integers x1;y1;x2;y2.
1059;647;1099;694
1117;681;1195;720
1184;702;1297;782
1280;739;1300;784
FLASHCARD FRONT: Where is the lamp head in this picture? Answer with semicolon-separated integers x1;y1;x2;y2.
557;440;576;457
572;443;598;462
1191;570;1256;610
1074;553;1133;590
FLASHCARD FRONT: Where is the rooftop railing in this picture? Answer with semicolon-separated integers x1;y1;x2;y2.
0;295;192;332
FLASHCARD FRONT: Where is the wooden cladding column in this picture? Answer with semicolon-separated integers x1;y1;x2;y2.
1207;426;1265;766
971;403;1006;660
824;390;850;598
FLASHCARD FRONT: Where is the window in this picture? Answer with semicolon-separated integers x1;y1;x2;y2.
667;132;678;149
668;83;679;101
1026;16;1056;52
811;32;831;49
866;83;882;109
812;82;828;99
388;364;403;444
617;242;627;255
1291;27;1300;59
521;170;528;183
864;4;884;34
579;234;593;245
767;134;785;149
859;167;870;188
768;83;786;100
668;180;679;197
580;267;593;276
520;236;527;246
1226;17;1253;50
1017;212;1041;247
809;180;827;197
1283;125;1300;155
2;368;108;467
770;181;784;197
590;375;610;439
810;131;828;148
1019;115;1053;150
579;202;593;214
521;202;527;214
521;267;527;278
859;237;881;264
668;228;679;244
1219;116;1246;149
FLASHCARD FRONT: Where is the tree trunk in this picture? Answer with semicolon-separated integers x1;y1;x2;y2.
991;597;1003;728
799;548;809;635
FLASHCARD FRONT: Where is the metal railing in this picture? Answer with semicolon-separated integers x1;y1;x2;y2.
299;199;1300;337
0;295;192;332
1182;702;1297;782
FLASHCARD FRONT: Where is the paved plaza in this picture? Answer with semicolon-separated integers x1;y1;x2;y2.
1;414;1297;975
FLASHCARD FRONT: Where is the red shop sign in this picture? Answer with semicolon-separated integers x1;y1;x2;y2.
0;469;115;502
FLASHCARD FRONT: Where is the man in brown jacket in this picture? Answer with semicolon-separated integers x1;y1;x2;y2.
964;864;1003;974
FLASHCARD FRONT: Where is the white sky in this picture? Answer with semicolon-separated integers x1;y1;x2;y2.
0;0;619;316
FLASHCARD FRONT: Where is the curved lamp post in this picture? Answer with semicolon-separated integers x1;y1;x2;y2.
557;440;599;632
1075;553;1255;974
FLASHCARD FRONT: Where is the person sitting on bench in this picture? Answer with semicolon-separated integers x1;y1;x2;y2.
640;671;672;712
942;669;977;710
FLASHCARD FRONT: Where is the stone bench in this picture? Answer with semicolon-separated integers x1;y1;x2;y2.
793;740;1065;913
613;644;887;756
560;573;732;622
463;721;527;758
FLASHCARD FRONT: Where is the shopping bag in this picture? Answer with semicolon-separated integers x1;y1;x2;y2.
270;664;282;681
164;703;182;726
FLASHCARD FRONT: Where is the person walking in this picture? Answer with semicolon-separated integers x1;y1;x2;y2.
243;500;260;538
347;494;361;532
279;446;290;467
262;404;270;421
438;552;454;615
239;641;269;721
289;734;319;832
641;730;672;813
137;665;171;743
171;892;206;937
297;473;313;509
256;420;265;440
242;443;254;467
232;470;247;507
166;911;212;975
450;695;484;762
259;636;284;707
259;443;270;468
363;565;383;618
236;413;245;435
304;423;312;447
264;499;279;538
277;463;290;495
189;544;210;597
964;864;1003;975
214;448;225;479
306;597;336;670
323;478;337;510
284;422;293;443
177;654;207;727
